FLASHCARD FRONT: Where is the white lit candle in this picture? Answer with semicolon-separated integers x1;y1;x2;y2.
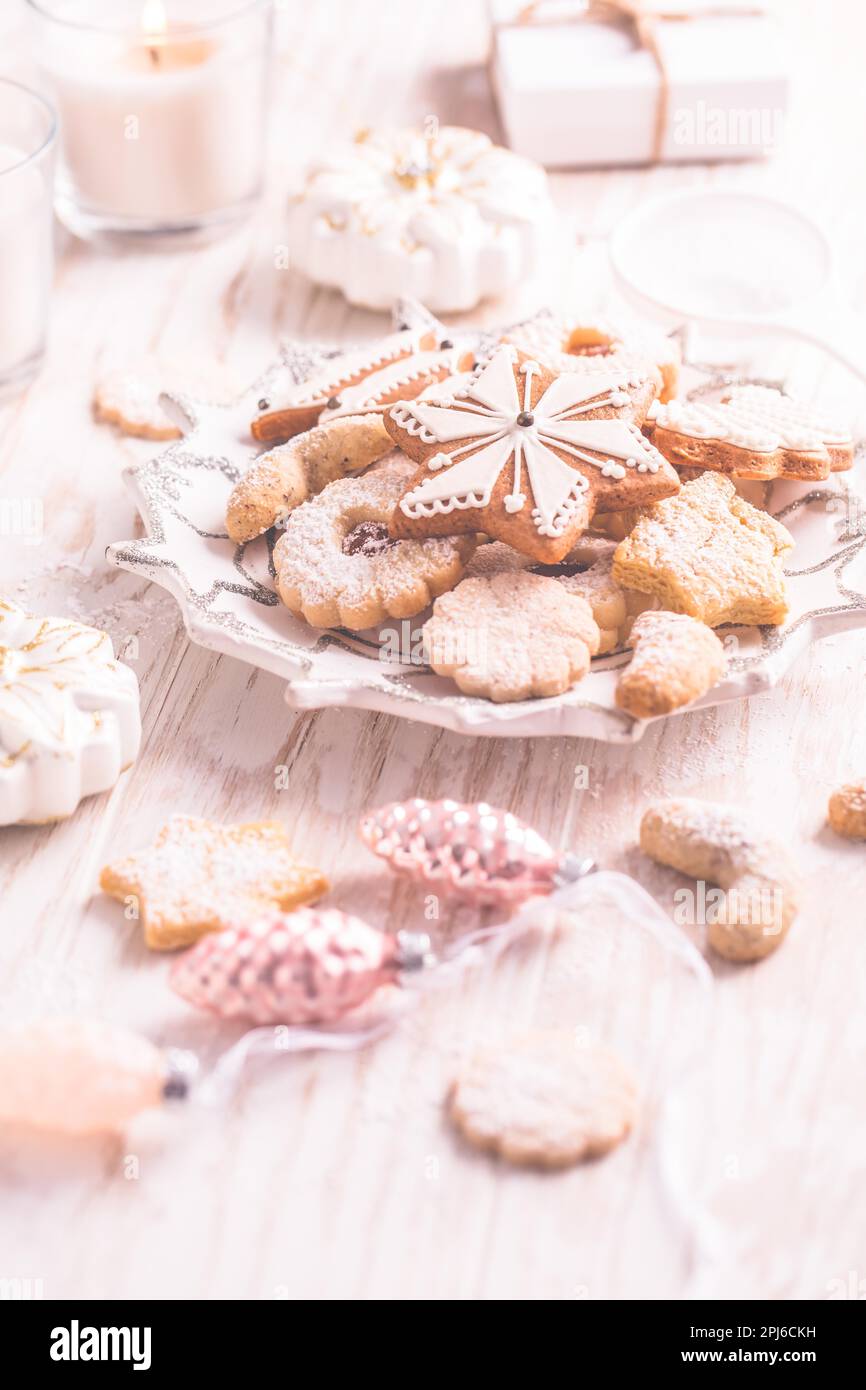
30;0;272;239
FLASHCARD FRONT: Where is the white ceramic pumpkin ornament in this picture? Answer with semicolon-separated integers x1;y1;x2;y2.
287;125;558;312
0;600;141;825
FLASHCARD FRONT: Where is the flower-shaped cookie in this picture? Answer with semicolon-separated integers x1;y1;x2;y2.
448;1031;637;1168
100;815;328;951
422;571;600;702
0;600;140;825
287;125;556;312
385;345;679;563
463;538;654;654
612;472;794;627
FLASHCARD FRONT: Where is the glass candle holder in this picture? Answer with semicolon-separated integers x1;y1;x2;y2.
0;80;57;399
27;0;274;245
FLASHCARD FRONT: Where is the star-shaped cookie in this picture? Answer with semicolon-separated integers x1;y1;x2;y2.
99;815;328;950
384;345;680;562
251;325;473;445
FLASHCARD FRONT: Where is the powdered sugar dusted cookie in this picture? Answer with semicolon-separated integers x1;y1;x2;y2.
464;532;617;582
94;362;238;440
226;414;393;543
273;457;475;630
828;782;866;840
385;345;679;564
100;815;328;951
505;312;680;402
422;571;600;702
640;798;801;962
646;385;853;481
462;539;533;581
463;538;650;654
448;1031;637;1168
616;611;727;719
555;552;657;655
0;599;141;826
612;472;794;627
250;327;471;445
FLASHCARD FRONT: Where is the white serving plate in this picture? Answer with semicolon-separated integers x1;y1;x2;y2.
106;315;866;742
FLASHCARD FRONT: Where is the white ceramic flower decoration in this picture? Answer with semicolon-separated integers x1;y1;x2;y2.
0;601;141;825
287;125;557;311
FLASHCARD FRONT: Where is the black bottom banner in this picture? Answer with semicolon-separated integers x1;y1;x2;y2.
0;1298;861;1372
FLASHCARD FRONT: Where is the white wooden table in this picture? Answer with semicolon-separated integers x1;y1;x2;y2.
2;0;866;1301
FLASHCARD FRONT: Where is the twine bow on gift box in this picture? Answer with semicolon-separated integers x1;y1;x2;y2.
500;0;765;164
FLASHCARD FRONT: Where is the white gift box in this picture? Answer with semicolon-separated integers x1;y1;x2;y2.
490;1;789;168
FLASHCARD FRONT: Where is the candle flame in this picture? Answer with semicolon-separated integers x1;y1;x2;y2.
141;0;168;40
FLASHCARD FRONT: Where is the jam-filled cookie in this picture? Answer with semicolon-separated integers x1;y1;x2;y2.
273;457;476;630
505;312;680;402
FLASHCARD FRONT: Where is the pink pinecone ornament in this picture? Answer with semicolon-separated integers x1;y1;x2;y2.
170;907;407;1026
0;1018;171;1135
359;798;586;906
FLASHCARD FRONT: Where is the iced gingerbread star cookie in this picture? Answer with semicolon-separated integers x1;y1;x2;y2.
646;385;853;481
0;600;140;826
251;326;472;445
226;414;393;543
274;456;476;630
448;1031;637;1168
287;125;557;312
612;472;794;627
384;345;679;564
422;570;600;702
100;815;328;951
616;611;727;719
505;312;680;402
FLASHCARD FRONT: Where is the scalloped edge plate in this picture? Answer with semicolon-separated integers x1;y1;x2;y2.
106;309;866;742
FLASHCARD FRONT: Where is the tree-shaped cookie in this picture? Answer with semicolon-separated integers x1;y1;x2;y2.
612;472;794;626
384;345;679;562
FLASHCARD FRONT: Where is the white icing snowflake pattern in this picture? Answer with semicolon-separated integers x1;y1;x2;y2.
651;385;852;453
391;346;662;539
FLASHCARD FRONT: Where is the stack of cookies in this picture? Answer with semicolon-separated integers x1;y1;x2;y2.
225;316;854;715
